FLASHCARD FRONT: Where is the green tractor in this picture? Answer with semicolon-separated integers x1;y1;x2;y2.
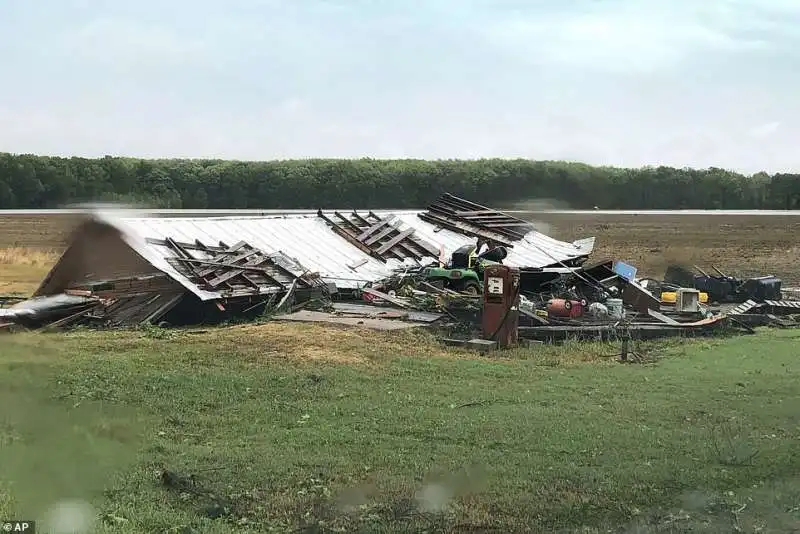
421;244;507;295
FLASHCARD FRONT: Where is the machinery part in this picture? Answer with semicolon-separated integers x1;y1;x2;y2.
421;243;503;294
661;291;708;304
460;280;481;296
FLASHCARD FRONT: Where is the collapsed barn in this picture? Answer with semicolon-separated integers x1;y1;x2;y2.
5;194;595;330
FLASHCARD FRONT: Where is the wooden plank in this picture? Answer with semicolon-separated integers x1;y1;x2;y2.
375;228;416;255
263;252;315;282
417;212;514;247
145;237;227;253
241;273;271;289
351;212;408;260
408;236;440;258
363;221;401;246
142;293;184;324
206;256;286;289
224;241;249;254
455;210;497;216
173;258;289;275
206;262;266;288
361;287;411;308
195;249;259;277
41;305;99;331
165;237;195;260
318;209;381;260
360;211;438;260
332;211;365;235
206;268;252;288
356;215;393;241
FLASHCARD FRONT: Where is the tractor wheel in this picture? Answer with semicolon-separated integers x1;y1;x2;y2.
461;281;481;296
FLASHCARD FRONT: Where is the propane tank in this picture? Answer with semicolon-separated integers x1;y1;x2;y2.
547;298;584;318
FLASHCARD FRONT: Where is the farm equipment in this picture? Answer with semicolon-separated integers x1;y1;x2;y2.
421;244;508;295
664;264;782;303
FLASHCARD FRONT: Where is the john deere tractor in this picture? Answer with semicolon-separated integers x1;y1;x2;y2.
421;244;507;295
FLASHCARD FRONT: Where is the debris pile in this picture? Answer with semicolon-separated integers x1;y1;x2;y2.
3;239;331;332
346;256;797;343
3;193;795;342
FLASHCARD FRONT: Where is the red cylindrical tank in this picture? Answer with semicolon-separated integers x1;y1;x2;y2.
547;299;584;318
546;298;571;317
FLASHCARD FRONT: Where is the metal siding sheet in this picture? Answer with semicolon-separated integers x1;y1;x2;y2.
389;212;595;269
92;211;595;301
97;214;394;299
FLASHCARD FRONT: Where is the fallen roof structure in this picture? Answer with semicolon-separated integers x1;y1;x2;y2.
36;194;595;293
23;194;595;329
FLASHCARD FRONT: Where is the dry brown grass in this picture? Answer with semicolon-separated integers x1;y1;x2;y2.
0;247;59;267
200;322;456;365
0;247;59;296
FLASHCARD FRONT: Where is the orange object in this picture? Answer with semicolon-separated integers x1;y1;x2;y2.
547;298;584;318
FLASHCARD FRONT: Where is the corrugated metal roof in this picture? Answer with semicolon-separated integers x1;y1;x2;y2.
92;210;594;301
387;212;595;269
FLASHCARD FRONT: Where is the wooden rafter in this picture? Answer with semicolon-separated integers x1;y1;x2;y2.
149;238;322;296
317;209;439;263
418;193;536;245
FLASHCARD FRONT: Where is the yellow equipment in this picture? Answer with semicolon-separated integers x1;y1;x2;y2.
660;291;708;304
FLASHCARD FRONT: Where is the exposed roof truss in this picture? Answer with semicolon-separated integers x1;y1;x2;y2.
418;193;536;246
146;237;324;297
317;209;439;263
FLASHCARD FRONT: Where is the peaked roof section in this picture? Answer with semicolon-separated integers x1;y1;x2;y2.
84;203;594;300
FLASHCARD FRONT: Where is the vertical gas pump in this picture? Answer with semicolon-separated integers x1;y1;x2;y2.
481;264;520;348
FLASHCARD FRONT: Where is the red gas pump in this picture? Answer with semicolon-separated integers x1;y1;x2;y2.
482;264;520;348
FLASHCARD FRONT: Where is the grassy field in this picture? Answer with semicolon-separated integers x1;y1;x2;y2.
1;213;800;532
1;326;799;532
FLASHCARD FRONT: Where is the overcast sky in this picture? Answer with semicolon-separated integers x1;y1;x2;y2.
1;0;798;173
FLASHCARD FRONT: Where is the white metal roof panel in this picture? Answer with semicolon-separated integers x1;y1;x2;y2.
91;210;594;301
387;212;594;268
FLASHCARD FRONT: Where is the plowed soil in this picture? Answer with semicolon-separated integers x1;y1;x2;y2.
539;213;800;285
2;212;798;285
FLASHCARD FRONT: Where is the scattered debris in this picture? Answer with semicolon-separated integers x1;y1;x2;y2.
3;193;792;346
665;264;782;303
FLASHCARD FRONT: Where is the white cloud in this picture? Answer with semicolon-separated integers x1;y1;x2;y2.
62;17;207;66
479;1;771;73
750;121;781;137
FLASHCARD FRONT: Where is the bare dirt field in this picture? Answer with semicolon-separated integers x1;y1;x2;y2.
1;212;799;294
540;213;800;285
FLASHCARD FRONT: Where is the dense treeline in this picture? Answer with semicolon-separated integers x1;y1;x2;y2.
1;152;799;210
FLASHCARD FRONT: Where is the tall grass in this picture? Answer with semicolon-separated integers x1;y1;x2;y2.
0;247;59;267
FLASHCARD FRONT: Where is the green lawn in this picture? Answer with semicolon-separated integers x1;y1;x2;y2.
1;323;799;533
